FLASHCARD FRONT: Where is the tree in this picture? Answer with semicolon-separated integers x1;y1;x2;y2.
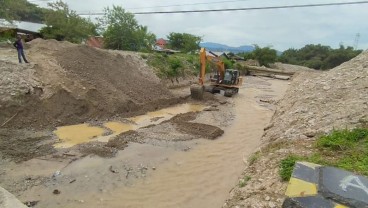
322;45;361;69
222;57;234;69
99;6;156;51
0;0;47;22
244;45;277;67
278;48;298;64
40;1;96;43
167;32;202;53
278;44;362;70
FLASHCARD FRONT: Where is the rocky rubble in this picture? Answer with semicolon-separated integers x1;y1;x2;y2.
265;51;368;142
0;60;40;105
224;51;368;207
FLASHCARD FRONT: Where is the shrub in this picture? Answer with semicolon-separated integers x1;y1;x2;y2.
279;155;303;181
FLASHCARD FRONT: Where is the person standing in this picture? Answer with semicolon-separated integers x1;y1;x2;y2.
13;35;29;64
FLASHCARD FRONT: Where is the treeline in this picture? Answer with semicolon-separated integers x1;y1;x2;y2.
2;0;361;70
278;44;362;70
0;0;47;23
240;44;362;70
0;0;202;53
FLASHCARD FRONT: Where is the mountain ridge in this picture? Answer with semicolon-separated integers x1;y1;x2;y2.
199;42;255;53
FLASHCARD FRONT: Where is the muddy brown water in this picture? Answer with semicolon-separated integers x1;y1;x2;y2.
99;79;289;208
9;78;289;208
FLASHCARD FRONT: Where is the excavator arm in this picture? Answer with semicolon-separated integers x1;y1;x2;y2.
199;48;206;85
198;48;225;85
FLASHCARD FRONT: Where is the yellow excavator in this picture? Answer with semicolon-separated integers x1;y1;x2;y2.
190;48;243;99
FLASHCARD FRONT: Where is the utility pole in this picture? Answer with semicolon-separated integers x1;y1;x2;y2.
354;33;360;50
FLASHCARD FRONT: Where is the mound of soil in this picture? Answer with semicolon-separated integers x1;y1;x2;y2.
170;112;224;139
0;39;176;129
54;45;170;104
175;122;224;140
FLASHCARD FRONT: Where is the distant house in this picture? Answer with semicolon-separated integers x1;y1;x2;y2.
86;36;104;48
0;19;45;41
227;53;245;61
208;51;230;59
153;38;180;54
153;47;180;54
156;38;168;49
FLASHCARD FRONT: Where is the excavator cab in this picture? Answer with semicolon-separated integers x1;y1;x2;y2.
222;69;240;85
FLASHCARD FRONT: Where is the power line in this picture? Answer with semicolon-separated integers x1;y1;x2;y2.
126;0;253;10
28;0;253;8
77;1;368;15
132;1;368;15
28;0;52;2
29;0;254;12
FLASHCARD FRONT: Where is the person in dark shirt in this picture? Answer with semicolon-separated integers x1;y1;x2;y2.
13;35;29;64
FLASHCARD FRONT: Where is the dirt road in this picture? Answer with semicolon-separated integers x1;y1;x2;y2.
0;76;289;208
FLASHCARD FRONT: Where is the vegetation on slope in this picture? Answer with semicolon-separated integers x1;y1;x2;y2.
143;53;200;79
279;127;368;181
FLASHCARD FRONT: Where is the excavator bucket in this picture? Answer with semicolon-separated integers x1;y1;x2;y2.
190;84;204;100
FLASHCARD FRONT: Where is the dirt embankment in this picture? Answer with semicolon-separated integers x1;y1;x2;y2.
0;39;179;129
224;51;368;207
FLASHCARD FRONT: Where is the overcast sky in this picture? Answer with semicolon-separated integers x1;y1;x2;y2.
32;0;368;51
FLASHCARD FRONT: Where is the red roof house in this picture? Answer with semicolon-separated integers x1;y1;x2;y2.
156;38;167;49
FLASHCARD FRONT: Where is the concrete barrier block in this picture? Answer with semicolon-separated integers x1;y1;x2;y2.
283;162;367;208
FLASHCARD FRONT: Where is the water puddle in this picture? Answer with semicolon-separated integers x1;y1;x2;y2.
53;103;205;148
103;122;136;134
54;124;105;148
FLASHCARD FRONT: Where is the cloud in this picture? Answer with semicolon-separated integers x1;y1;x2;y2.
35;0;368;51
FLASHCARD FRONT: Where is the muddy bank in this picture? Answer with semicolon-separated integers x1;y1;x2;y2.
0;129;55;162
0;101;219;162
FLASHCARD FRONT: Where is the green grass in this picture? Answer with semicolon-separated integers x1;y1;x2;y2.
316;128;368;150
279;155;304;181
248;151;261;166
239;175;251;188
279;128;368;181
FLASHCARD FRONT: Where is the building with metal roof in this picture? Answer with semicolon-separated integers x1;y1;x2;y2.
0;19;45;34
